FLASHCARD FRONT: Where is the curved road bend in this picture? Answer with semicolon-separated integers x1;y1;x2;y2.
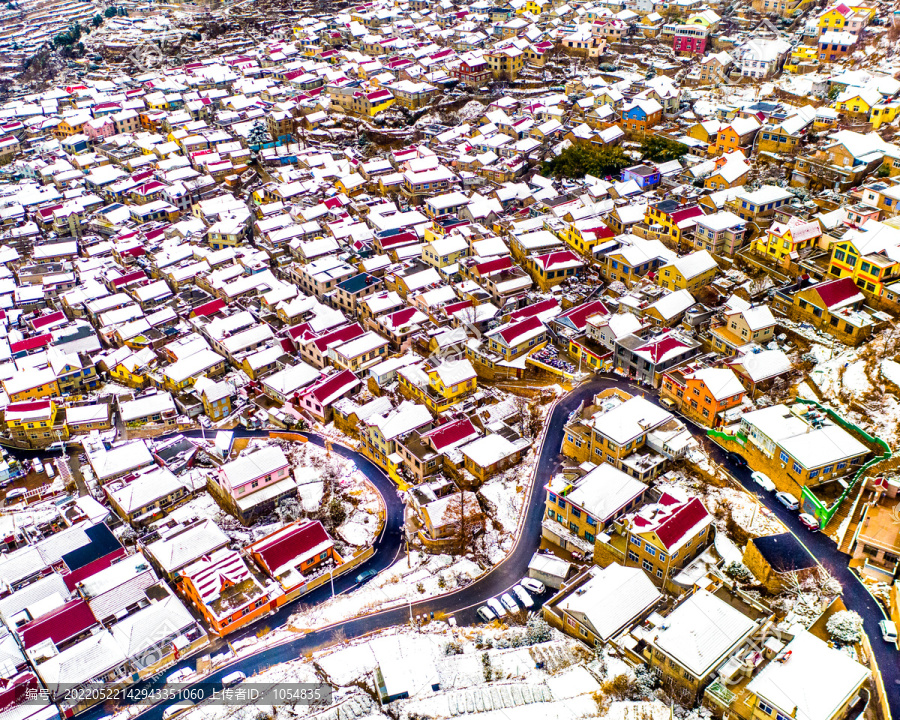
13;377;897;719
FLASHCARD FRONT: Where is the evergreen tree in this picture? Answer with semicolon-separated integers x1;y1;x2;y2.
247;118;268;149
541;142;631;179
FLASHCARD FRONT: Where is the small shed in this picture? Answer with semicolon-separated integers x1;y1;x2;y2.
527;552;572;590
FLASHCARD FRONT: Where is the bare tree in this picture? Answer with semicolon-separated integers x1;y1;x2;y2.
513;395;530;437
444;491;485;557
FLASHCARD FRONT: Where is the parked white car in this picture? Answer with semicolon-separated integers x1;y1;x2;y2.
486;598;506;618
512;585;534;608
880;620;897;643
750;471;775;492
476;606;496;623
222;671;246;687
775;492;799;511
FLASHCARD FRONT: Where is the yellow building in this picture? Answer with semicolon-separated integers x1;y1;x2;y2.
4;399;69;445
3;369;59;403
657;250;719;291
828;234;900;295
644;201;705;247
817;2;872;34
784;46;818;72
398;359;477;414
109;352;154;389
560;218;616;256
485;47;524;80
831;88;880;122
813;108;840;131
754;218;822;268
871;101;900;129
422;235;469;269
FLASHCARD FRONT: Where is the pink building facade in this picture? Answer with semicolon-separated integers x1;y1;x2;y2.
673;26;708;55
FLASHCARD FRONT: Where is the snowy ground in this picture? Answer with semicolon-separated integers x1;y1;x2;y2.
802;326;900;446
287;549;483;631
657;470;786;538
165;623;656;720
287;392;561;629
183;438;377;548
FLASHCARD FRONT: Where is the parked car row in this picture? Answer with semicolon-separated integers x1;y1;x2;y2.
748;469;820;532
477;579;545;622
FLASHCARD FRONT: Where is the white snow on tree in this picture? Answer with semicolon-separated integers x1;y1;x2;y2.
248;119;268;148
826;610;863;645
525;615;551;644
724;561;753;582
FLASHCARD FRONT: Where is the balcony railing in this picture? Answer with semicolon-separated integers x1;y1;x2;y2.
705;681;735;707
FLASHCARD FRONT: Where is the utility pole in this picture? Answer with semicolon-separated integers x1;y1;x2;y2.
749;491;760;532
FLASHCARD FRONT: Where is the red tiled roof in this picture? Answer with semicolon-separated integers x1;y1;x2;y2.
303;369;360;405
253;520;332;576
287;322;313;342
636;334;689;364
112;270;146;287
669;206;704;224
534;250;582;270
0;673;39;711
379;232;418;249
19;599;96;650
814;277;861;309
498;315;543;345
32;311;65;330
558;299;609;330
10;334;52;354
6;401;52;413
443;300;473;316
654;497;709;550
422;418;479;452
313;323;364;353
475;256;513;276
191;298;227;318
509;298;559;322
583;224;616;240
384;307;419;329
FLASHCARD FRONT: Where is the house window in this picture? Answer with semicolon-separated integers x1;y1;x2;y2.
646;546;656;557
792;462;802;474
630;537;642;548
642;560;653;573
779;450;789;463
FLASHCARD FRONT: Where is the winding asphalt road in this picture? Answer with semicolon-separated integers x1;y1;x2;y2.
12;376;898;719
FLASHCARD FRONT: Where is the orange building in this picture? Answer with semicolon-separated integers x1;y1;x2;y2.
178;548;273;635
247;520;342;604
709;117;761;156
660;366;745;427
620;99;663;136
